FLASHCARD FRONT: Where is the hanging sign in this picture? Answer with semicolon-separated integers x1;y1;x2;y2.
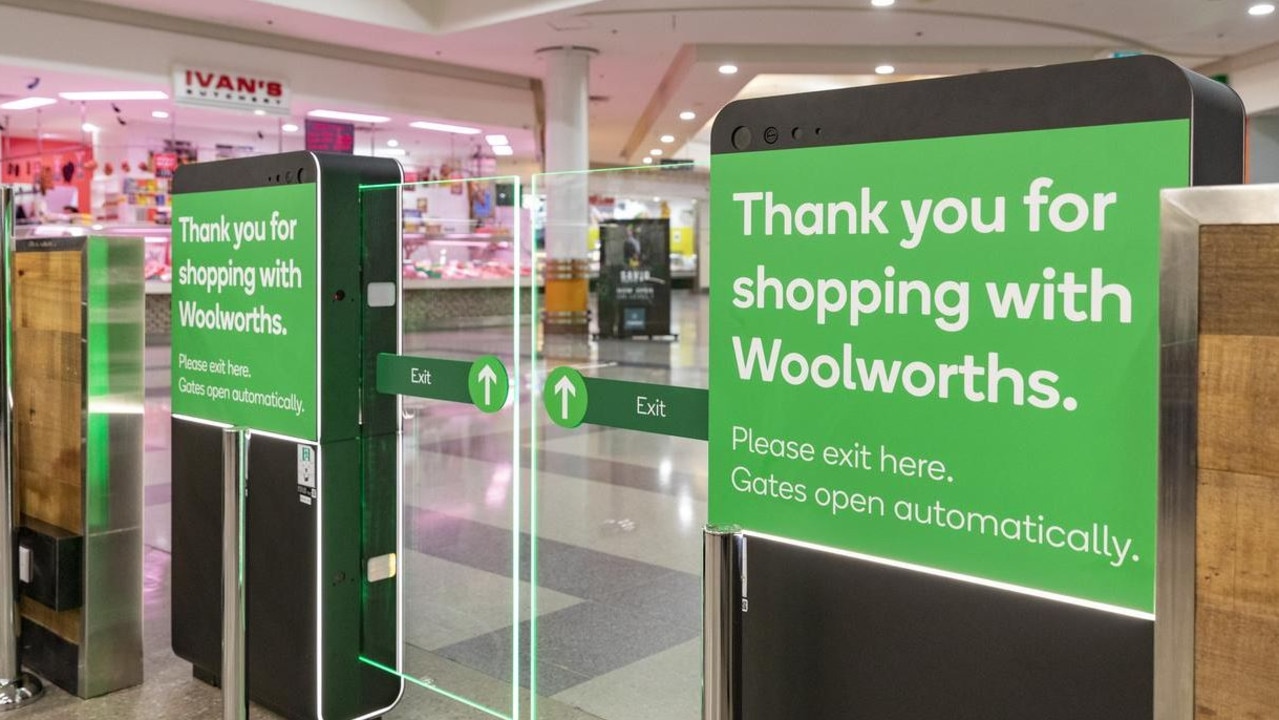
172;65;291;115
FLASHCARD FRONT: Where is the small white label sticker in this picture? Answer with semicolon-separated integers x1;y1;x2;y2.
298;445;316;488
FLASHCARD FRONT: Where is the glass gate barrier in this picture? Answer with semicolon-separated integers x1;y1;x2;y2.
359;175;530;719
526;164;708;720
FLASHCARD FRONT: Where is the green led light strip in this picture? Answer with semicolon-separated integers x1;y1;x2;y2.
358;657;511;720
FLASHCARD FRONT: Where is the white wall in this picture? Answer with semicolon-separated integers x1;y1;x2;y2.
1249;114;1279;184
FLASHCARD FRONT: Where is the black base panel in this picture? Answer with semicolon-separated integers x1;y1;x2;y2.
21;618;78;696
171;418;225;678
740;536;1153;720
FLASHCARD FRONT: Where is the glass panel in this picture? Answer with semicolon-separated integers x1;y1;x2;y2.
359;175;528;719
528;163;709;720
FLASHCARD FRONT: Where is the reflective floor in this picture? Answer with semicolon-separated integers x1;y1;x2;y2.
19;291;709;720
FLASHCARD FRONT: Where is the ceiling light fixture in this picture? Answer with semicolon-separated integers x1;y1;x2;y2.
309;109;390;123
1249;2;1276;15
282;123;300;133
152;110;170;119
871;0;896;6
410;120;482;135
387;139;400;147
485;134;510;146
493;145;515;156
660;134;675;143
719;64;739;75
81;122;100;133
650;148;664;156
374;148;407;157
0;97;56;110
876;64;896;75
253;109;267;116
679;110;696;121
642;157;654;164
60;90;168;101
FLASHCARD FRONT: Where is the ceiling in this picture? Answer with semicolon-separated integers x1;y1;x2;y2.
1;0;1277;166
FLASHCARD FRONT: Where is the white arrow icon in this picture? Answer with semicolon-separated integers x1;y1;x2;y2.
478;363;499;406
554;375;577;420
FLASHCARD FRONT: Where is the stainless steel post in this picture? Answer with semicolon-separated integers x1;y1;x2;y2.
703;527;741;720
0;187;43;710
222;428;247;720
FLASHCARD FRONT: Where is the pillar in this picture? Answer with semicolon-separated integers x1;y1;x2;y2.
538;46;597;334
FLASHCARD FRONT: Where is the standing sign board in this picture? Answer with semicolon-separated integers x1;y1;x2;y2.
709;57;1243;718
597;218;672;338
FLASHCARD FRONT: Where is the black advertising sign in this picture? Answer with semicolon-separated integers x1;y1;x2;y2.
304;120;355;154
598;219;671;338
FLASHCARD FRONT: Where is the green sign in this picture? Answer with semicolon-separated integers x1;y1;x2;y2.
710;120;1190;613
468;355;510;413
172;183;318;440
544;367;588;428
376;354;471;403
540;370;708;439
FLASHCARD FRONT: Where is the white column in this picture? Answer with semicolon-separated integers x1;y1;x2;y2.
538;46;596;260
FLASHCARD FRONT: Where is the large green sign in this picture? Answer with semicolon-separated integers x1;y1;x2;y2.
710;120;1189;613
171;183;318;440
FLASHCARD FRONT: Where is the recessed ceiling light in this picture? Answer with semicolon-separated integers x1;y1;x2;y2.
0;97;56;110
282;123;300;132
876;64;896;75
719;64;739;75
60;90;168;101
642;157;654;164
253;109;267;116
485;133;510;146
1249;2;1276;15
650;148;663;156
81;122;100;133
387;139;400;147
679;110;696;121
493;145;515;156
151;110;170;119
410;120;482;135
660;134;675;143
872;0;895;6
309;109;391;123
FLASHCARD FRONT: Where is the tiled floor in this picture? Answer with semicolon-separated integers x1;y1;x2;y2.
18;292;710;720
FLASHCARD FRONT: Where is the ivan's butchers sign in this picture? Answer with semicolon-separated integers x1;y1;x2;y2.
172;65;291;115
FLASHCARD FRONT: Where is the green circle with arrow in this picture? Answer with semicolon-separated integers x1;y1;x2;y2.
544;367;588;428
468;356;510;413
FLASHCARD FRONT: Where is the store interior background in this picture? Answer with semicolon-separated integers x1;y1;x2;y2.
2;1;1279;719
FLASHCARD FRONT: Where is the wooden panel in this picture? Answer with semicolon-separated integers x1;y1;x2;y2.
1196;222;1279;720
1198;334;1279;476
12;249;84;644
1200;224;1279;337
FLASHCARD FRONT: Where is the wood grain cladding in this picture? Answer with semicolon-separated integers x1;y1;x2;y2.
12;249;84;643
1196;225;1279;719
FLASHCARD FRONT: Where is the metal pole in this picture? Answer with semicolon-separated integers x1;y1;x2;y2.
703;527;741;720
0;187;43;710
222;427;247;720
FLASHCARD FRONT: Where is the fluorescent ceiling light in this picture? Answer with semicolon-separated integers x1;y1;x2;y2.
650;148;663;156
872;0;895;6
660;134;675;143
387;138;400;147
410;120;482;135
679;110;696;121
152;110;170;119
493;145;514;156
718;64;739;75
60;90;168;101
0;97;56;110
309;109;390;123
485;134;510;146
81;122;100;133
876;64;896;75
282;123;300;133
1249;2;1276;15
642;157;653;164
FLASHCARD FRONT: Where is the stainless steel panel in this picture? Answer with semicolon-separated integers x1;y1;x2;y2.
80;235;145;697
222;428;246;720
703;526;741;720
1155;184;1279;720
